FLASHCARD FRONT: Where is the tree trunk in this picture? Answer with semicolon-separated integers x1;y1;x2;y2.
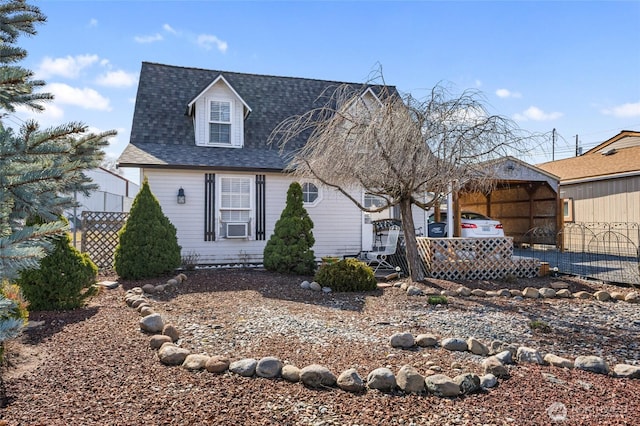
399;197;425;282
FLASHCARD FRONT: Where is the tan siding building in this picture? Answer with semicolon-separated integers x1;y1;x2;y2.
537;130;640;244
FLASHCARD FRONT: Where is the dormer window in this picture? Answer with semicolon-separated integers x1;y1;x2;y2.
189;74;251;148
209;100;231;145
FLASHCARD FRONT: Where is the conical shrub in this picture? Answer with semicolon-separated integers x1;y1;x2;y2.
114;178;181;279
263;182;316;275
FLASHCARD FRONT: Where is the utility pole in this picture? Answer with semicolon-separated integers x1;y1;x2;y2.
552;128;556;161
575;134;579;156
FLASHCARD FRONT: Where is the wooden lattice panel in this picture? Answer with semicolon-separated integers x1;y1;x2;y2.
81;211;129;270
416;237;540;281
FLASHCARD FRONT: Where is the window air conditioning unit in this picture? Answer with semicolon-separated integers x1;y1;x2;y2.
226;222;248;238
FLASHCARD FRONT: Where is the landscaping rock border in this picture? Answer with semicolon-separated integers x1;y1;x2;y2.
123;274;640;400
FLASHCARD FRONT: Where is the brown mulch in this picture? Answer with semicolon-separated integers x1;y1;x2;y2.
1;268;639;425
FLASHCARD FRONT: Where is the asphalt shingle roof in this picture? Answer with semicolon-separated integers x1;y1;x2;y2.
537;131;640;181
119;62;382;171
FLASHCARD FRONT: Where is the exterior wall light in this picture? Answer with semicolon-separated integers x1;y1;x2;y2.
177;187;186;204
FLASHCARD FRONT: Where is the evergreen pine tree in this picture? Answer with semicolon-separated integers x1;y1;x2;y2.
0;0;115;281
114;178;182;279
0;0;115;359
263;182;316;275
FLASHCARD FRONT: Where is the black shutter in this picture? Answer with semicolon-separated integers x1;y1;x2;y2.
255;174;266;240
204;173;215;241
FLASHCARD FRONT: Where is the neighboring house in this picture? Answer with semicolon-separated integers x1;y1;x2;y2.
65;167;140;228
117;62;416;265
537;130;640;225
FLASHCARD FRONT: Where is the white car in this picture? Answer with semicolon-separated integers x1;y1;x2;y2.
428;211;504;238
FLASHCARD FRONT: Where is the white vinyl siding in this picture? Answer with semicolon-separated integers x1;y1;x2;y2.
145;170;452;264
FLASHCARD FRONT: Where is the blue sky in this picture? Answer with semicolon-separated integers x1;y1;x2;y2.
10;0;640;183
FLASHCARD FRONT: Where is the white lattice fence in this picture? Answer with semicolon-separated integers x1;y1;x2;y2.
81;211;129;270
416;237;540;281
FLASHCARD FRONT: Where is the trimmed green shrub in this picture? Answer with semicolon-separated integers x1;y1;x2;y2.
314;258;378;292
16;216;98;311
114;178;181;279
263;182;316;275
427;295;448;305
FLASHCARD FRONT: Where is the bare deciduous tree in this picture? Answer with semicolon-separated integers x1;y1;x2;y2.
270;71;535;282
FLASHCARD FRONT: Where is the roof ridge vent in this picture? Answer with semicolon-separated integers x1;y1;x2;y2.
601;148;617;156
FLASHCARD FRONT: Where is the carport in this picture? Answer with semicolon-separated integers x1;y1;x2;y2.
447;156;562;246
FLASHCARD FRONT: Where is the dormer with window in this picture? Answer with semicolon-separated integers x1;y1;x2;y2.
188;75;251;148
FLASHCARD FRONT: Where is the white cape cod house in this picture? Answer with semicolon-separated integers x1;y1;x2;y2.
117;62;428;266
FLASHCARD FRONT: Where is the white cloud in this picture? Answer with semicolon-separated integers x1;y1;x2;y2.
95;70;137;88
36;54;99;79
48;83;111;111
601;102;640;118
475;80;482;88
513;106;563;121
134;33;163;43
88;18;98;27
496;88;522;99
15;103;64;120
197;34;228;53
163;23;178;35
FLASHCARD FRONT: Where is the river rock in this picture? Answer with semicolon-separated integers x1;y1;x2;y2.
140;313;164;333
544;353;574;369
556;289;572;298
467;337;489;356
416;333;438;347
441;337;468;352
367;367;396;391
453;373;481;395
593;290;611;301
574;355;609;374
624;292;639;303
457;286;472;296
182;354;210;371
229;358;258;377
516;347;544;364
613;364;640;379
337;368;365;392
300;364;336;388
281;364;301;382
149;334;172;349
390;332;415;348
573;291;592;300
396;365;424;393
205;355;230;373
162;324;180;342
480;373;498;388
158;343;190;365
522;287;539;298
256;356;283;378
425;374;460;397
482;356;509;378
539;288;556;298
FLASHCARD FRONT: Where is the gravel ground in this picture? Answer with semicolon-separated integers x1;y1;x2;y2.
1;268;639;425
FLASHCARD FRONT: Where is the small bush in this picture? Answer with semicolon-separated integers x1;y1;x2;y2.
427;295;448;305
528;320;552;333
314;258;377;292
17;216;98;311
